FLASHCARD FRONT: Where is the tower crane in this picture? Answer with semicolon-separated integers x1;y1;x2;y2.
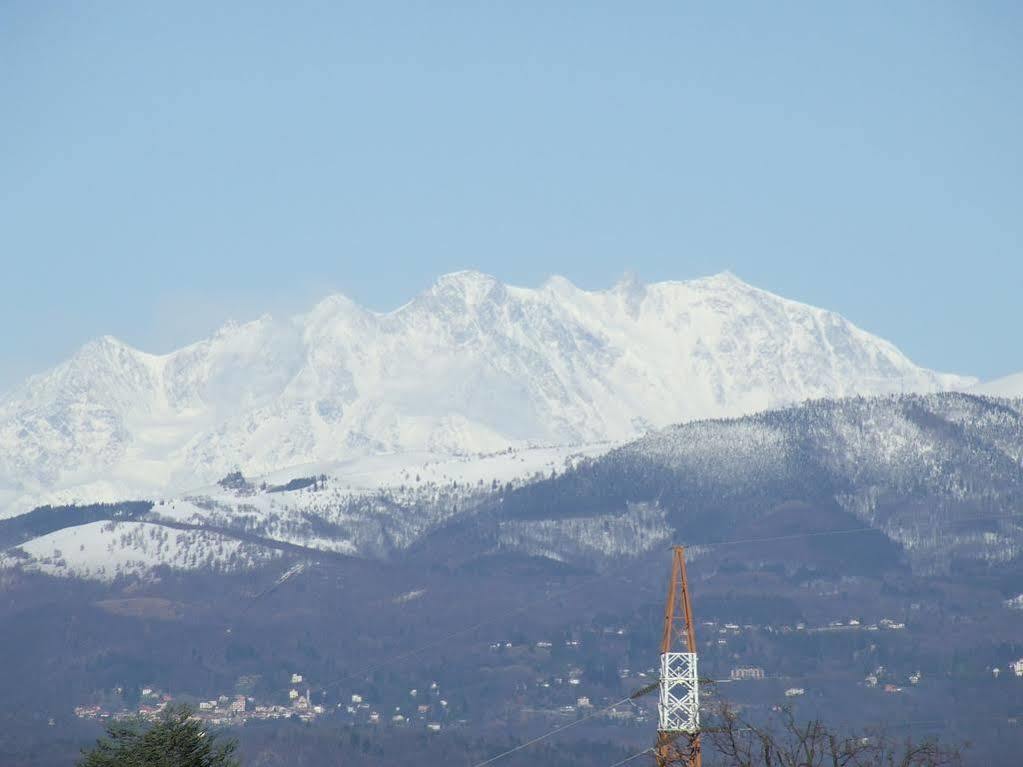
654;546;701;767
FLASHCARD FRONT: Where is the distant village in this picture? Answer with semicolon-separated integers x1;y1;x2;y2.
73;618;1023;731
74;671;452;731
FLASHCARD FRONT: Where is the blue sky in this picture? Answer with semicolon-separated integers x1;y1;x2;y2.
1;2;1020;388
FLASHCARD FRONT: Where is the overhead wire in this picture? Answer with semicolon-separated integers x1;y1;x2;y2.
605;748;654;767
470;694;635;767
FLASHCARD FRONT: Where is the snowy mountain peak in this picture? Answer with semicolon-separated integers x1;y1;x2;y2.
86;334;132;351
212;314;275;338
610;270;644;291
0;272;977;516
431;268;499;290
696;269;746;286
540;274;583;297
71;334;148;368
424;269;505;307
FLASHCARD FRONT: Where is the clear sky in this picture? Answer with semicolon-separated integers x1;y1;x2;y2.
1;2;1020;389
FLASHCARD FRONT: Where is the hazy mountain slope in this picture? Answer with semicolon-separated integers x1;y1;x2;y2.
143;444;605;560
971;371;1023;398
0;271;975;516
484;393;1023;573
3;394;1020;580
0;444;603;578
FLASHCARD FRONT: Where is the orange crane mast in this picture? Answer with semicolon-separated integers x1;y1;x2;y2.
654;546;702;767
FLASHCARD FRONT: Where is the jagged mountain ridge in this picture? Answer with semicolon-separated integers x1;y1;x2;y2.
0;271;975;516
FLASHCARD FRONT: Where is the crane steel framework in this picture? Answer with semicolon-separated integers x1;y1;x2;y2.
654;546;701;767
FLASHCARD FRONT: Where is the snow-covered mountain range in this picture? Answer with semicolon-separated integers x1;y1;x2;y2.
3;393;1020;581
0;271;976;516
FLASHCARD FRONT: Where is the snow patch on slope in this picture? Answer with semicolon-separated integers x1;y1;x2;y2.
0;521;281;581
498;502;672;562
149;444;609;558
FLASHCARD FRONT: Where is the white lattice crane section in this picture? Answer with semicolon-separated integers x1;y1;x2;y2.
658;651;699;733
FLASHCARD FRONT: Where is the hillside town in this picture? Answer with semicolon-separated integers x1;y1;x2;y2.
73;672;453;732
72;615;1023;735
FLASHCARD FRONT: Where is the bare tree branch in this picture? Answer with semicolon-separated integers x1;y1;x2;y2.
702;700;963;767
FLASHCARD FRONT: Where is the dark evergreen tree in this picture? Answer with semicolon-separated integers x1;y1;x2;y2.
78;705;239;767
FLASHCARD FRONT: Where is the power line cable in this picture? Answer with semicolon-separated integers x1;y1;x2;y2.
605;747;654;766
470;694;634;767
